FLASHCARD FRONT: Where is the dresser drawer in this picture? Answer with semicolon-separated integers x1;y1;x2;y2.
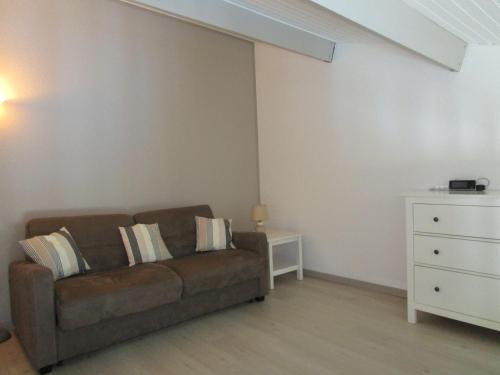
414;235;500;276
413;204;500;239
414;266;500;322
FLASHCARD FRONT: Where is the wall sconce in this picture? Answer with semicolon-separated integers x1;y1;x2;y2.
0;92;6;117
0;77;12;105
0;78;13;118
0;93;6;117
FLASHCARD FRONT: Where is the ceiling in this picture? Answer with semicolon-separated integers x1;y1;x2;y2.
404;0;500;44
227;0;383;43
229;0;500;45
131;0;465;70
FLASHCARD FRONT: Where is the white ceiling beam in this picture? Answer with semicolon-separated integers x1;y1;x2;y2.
123;0;335;62
310;0;467;71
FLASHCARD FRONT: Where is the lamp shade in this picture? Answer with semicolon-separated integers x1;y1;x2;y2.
251;204;268;221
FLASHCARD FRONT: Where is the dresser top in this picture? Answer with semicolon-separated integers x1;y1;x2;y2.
402;189;500;198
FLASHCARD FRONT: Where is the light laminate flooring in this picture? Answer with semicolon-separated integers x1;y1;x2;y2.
1;275;499;375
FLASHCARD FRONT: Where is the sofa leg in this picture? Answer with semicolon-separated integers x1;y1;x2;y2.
255;296;265;302
39;365;53;374
248;299;254;303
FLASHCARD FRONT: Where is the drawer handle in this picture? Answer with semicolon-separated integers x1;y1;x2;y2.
433;217;439;222
434;286;440;292
433;249;440;255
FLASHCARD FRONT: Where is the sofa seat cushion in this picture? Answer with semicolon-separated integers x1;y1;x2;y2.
159;249;263;297
55;263;182;330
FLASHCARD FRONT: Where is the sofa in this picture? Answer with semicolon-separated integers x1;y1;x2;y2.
9;205;269;374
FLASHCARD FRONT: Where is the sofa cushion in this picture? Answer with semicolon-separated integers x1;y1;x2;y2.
160;249;263;297
134;205;213;258
55;263;182;330
195;216;235;252
119;223;173;266
26;214;134;272
19;227;90;280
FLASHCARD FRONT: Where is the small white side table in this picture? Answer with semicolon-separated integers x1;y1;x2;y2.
265;229;303;289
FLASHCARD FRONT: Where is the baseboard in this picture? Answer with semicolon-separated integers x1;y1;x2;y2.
304;269;407;298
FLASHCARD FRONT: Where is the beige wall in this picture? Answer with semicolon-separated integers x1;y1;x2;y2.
255;42;500;290
0;0;259;323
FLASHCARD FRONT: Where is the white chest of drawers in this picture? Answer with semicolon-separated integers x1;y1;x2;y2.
405;191;500;331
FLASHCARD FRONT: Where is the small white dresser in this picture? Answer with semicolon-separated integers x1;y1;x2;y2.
405;190;500;331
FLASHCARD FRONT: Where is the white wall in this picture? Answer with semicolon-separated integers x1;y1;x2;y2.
0;0;259;324
255;42;500;289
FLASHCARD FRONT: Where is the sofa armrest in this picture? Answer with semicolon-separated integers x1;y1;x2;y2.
9;261;57;370
232;231;268;257
232;232;270;294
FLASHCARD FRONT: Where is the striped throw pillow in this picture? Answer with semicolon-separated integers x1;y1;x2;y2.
119;223;172;266
19;227;90;280
195;216;236;252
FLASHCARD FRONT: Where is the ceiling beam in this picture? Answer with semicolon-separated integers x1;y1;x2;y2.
309;0;467;71
123;0;335;62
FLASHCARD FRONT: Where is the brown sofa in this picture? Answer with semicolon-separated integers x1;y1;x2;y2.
9;205;269;374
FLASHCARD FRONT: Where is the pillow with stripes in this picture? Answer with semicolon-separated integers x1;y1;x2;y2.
119;223;172;266
19;227;90;280
195;216;236;252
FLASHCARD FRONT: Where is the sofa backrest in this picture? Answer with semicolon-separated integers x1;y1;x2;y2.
134;205;213;258
25;214;134;272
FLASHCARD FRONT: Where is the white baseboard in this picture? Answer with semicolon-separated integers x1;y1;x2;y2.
304;269;407;298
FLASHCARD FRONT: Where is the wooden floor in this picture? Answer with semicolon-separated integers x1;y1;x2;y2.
2;275;499;375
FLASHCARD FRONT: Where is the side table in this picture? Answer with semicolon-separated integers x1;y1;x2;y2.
265;229;303;289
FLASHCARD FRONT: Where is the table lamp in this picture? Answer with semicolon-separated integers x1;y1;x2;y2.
251;204;268;232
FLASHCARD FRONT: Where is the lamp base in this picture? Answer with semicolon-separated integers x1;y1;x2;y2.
0;327;11;343
255;221;266;233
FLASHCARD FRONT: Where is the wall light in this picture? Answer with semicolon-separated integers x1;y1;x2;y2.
0;78;13;119
0;92;5;118
0;77;13;105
